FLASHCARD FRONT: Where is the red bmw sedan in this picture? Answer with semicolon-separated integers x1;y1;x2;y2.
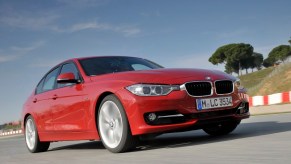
22;56;249;153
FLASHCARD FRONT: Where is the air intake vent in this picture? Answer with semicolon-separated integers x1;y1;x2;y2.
215;80;233;94
185;82;212;96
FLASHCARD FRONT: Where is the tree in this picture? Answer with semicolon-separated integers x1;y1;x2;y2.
225;57;239;74
250;52;263;72
208;44;229;65
263;57;273;68
263;45;291;67
209;43;254;75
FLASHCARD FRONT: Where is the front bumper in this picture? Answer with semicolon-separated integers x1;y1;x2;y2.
116;89;250;136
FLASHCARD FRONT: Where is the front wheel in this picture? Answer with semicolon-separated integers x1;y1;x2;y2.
98;95;137;153
25;116;50;153
203;120;241;136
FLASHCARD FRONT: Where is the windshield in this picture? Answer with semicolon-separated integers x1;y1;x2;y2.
79;56;163;76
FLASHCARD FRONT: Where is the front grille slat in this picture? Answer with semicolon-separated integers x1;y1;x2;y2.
185;82;212;96
215;80;233;94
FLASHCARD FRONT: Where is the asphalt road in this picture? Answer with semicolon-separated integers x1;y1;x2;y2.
1;113;291;164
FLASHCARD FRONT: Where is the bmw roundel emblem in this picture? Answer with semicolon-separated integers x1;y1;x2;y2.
205;76;211;80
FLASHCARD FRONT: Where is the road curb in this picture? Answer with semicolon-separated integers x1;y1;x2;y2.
248;91;291;107
249;103;291;116
0;130;22;138
251;111;291;116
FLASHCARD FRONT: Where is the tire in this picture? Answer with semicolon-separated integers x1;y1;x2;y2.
203;120;241;136
25;116;50;153
98;95;137;153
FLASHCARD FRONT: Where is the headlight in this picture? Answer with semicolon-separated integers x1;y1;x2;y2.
234;79;241;88
126;84;180;96
234;78;247;93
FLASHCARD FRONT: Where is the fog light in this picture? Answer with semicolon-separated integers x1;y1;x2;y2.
238;102;245;110
237;102;248;114
147;113;157;122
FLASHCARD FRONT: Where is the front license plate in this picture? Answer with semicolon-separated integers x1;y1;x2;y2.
196;96;233;110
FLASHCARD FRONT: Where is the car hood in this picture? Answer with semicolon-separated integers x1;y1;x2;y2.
89;68;236;85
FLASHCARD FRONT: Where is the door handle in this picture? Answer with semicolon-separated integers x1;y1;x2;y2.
52;94;58;100
33;98;37;103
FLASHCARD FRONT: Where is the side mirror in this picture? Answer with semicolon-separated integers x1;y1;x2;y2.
57;73;80;84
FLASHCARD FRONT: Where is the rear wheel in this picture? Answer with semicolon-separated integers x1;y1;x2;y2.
25;116;50;153
98;95;137;153
203;120;240;136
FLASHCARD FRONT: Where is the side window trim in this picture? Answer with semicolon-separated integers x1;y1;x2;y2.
35;77;45;95
34;61;83;94
72;61;84;82
52;67;61;90
35;66;61;95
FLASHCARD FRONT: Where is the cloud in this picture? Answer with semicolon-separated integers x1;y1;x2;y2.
69;22;111;32
66;21;141;37
0;41;45;63
11;41;45;52
0;2;141;37
0;12;141;37
0;55;20;63
114;25;141;37
0;13;59;31
56;0;107;8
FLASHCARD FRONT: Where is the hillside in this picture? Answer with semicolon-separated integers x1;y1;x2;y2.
240;62;291;96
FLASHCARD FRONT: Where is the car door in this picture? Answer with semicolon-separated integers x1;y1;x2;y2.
51;62;89;132
32;66;61;132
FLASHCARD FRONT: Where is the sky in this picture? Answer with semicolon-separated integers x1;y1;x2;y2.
0;0;291;124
